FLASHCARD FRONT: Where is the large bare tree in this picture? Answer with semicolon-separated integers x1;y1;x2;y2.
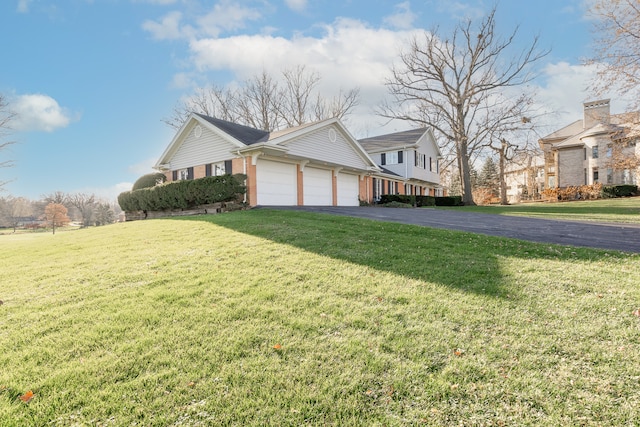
165;66;360;132
379;7;548;205
587;0;640;109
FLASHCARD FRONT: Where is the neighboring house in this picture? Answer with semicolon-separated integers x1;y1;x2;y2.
358;128;443;200
503;152;545;203
539;99;640;189
154;113;441;207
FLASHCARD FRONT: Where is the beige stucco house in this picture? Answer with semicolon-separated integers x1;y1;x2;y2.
539;99;639;189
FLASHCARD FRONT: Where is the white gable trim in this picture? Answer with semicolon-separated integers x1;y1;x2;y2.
154;113;247;170
270;118;379;171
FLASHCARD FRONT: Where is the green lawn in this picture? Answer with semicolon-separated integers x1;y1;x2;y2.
440;196;640;224
1;210;639;426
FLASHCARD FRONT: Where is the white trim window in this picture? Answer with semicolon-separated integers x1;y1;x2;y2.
178;169;189;180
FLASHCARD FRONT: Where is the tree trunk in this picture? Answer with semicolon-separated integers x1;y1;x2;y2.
499;140;508;205
458;141;476;206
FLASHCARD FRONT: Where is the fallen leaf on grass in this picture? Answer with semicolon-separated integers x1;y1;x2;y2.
453;348;465;357
272;343;282;350
188;381;196;388
19;390;34;403
633;309;640;317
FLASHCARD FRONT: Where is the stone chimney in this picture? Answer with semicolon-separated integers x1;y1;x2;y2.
583;99;610;129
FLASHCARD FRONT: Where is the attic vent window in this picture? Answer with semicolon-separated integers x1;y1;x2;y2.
194;125;202;138
328;128;337;142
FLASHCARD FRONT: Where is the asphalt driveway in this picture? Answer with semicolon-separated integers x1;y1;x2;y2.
267;206;640;253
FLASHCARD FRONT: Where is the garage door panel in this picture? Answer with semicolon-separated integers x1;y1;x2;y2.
337;173;359;206
256;160;297;205
303;167;332;206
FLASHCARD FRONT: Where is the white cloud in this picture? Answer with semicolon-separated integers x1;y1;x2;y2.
11;94;76;132
142;1;262;40
196;1;262;38
128;157;159;176
383;2;417;30
529;61;634;134
142;11;193;40
185;18;419;135
17;0;31;13
73;182;134;203
285;0;307;13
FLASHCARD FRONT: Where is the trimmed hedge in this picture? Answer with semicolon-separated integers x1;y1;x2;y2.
379;194;435;207
602;185;638;198
378;194;463;207
118;174;246;212
435;196;463;206
132;173;167;191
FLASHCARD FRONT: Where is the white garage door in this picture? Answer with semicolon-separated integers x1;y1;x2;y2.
337;173;359;206
256;160;297;205
303;167;333;206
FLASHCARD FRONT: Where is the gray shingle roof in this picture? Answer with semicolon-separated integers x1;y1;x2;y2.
358;128;428;152
195;113;270;145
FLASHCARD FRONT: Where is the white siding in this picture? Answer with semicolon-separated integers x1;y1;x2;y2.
410;133;441;184
337;173;360;206
170;124;238;170
284;125;370;170
303;167;333;206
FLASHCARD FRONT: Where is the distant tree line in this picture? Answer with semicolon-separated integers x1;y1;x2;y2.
0;192;120;233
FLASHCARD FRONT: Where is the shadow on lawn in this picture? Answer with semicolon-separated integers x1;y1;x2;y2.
177;209;611;299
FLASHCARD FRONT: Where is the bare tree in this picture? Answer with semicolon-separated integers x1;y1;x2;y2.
0;94;16;189
0;196;33;232
68;193;96;227
379;7;548;205
587;0;640;110
42;191;68;205
93;202;115;226
164;66;360;132
236;69;284;132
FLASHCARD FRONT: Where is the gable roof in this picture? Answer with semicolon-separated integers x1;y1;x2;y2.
358;128;429;152
194;113;269;145
155;113;380;172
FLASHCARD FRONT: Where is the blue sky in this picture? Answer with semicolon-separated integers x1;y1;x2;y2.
0;0;611;200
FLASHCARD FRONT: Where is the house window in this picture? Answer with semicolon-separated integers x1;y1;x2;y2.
607;168;613;184
592;146;599;159
593;168;599;183
382;151;403;165
177;168;190;180
606;146;612;158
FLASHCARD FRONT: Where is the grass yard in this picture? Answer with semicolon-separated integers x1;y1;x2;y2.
1;209;640;426
441;196;640;224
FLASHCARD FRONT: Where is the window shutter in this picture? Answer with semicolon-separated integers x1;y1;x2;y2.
415;151;418;166
172;170;177;181
429;157;432;171
188;167;194;180
398;151;403;164
225;160;233;174
381;153;386;165
205;164;212;177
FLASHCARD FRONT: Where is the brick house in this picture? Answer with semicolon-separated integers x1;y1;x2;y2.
153;113;442;206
